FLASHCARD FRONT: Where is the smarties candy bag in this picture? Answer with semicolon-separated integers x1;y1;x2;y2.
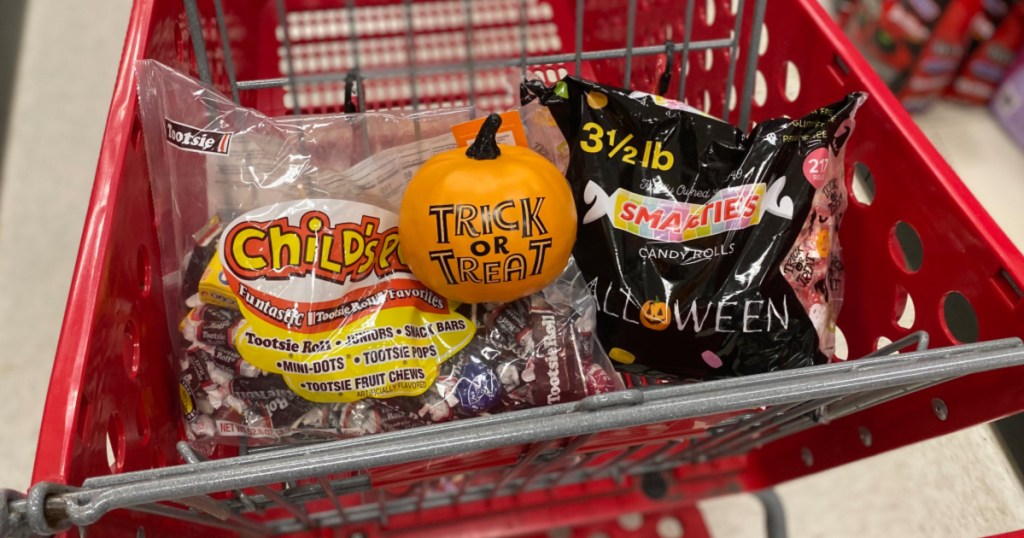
136;61;621;447
524;77;866;380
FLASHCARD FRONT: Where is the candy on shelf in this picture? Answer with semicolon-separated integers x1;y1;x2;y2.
845;0;982;110
992;53;1024;148
948;1;1024;103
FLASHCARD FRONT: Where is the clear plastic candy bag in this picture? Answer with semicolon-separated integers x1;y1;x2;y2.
136;60;622;446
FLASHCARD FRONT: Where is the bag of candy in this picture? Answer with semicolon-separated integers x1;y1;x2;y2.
524;77;866;380
136;61;621;446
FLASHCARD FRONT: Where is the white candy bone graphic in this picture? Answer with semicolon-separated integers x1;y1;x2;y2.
583;176;793;225
582;180;612;224
760;176;794;220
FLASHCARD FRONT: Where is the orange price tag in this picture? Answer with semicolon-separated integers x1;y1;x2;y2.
451;111;529;148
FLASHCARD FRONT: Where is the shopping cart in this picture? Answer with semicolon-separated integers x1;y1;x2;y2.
4;0;1024;536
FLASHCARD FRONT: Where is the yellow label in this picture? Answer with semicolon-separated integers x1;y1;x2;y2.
199;256;239;309
220;199;475;403
604;184;765;243
234;304;474;402
179;381;197;421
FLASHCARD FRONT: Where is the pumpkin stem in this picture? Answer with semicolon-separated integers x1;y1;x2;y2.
466;113;503;160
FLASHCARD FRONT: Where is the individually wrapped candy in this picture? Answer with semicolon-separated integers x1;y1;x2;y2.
173;259;619;444
186;344;260;378
181;305;242;349
137;60;623;446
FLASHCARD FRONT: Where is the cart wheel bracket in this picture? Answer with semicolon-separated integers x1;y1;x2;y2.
0;490;25;536
26;482;73;536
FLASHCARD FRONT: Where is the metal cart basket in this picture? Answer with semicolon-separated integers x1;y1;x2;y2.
5;0;1024;536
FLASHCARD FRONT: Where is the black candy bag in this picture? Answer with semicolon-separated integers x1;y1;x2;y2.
524;77;866;379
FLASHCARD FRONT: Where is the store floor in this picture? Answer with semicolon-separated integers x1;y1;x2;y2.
2;1;1024;536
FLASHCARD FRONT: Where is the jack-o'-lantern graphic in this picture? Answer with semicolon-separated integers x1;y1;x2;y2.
639;300;671;331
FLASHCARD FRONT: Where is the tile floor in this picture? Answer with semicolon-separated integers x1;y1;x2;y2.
2;1;1024;536
0;0;133;496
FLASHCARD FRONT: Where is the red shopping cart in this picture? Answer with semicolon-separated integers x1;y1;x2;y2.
5;0;1024;536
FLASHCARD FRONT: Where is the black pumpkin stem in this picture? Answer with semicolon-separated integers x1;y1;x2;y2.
466;113;503;160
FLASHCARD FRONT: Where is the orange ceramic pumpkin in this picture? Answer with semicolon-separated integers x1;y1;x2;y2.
639;300;671;331
399;114;577;304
